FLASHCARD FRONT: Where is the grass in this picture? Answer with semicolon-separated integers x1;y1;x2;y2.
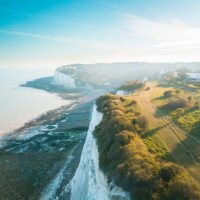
133;82;200;184
148;82;173;100
94;93;200;200
176;110;200;137
144;136;171;159
141;123;171;161
152;82;200;140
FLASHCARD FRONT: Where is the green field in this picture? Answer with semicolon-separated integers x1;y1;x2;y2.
94;92;200;200
133;82;200;185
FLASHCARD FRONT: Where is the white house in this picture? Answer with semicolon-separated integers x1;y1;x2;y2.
186;73;200;82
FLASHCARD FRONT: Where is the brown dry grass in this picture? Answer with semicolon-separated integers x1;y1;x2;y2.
133;82;200;185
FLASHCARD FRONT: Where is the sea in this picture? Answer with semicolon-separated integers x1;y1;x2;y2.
0;68;69;135
0;68;129;199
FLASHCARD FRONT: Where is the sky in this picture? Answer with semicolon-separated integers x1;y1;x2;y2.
1;0;200;69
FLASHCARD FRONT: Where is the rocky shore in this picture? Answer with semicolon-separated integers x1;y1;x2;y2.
0;99;92;200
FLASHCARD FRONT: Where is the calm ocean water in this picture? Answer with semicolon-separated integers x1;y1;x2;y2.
0;68;69;135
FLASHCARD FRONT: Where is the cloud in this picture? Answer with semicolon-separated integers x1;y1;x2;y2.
0;29;73;42
2;12;200;67
0;29;115;50
123;14;200;49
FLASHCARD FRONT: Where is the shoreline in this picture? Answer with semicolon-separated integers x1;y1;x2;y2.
0;71;107;199
0;77;87;140
0;79;94;199
0;98;92;199
0;81;72;137
0;102;74;147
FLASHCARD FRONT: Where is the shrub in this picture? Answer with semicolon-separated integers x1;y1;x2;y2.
119;81;145;92
188;96;193;103
167;179;200;200
115;131;135;145
163;90;176;98
94;94;200;200
163;98;189;110
159;163;182;182
145;86;150;91
175;89;182;96
136;115;149;130
175;108;185;117
194;101;200;109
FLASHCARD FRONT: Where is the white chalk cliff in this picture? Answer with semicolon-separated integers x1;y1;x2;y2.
70;104;130;200
53;70;76;88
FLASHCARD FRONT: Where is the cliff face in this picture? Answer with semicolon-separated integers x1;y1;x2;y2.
94;94;200;200
23;62;200;92
53;62;200;90
53;70;76;88
70;104;130;200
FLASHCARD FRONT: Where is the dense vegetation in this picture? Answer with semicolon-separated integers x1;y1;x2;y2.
159;68;200;93
118;81;145;92
156;89;200;138
94;94;200;200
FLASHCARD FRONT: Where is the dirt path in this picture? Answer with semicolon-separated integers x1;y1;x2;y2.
133;87;200;184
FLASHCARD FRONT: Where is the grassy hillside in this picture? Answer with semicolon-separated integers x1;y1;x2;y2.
94;94;200;200
135;83;200;181
56;62;200;89
152;85;200;140
118;80;146;92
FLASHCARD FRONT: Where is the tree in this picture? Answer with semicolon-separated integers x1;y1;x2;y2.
136;115;149;130
164;98;189;109
163;90;175;98
175;108;185;117
187;96;193;103
194;101;200;109
175;89;182;96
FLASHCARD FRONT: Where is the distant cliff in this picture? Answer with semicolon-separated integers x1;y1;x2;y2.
22;62;200;92
53;62;200;89
53;70;76;88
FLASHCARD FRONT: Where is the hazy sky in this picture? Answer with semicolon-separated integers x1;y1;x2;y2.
1;0;200;69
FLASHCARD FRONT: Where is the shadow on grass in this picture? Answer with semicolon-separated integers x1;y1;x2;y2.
153;95;168;101
154;107;172;118
170;134;200;167
188;122;200;139
142;124;168;139
184;106;196;114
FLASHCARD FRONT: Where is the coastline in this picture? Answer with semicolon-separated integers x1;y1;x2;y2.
0;76;95;199
0;84;70;136
70;104;130;200
0;67;111;199
0;98;93;199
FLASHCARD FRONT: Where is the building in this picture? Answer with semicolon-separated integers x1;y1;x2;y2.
186;73;200;82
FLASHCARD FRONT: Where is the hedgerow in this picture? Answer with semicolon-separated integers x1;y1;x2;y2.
94;94;200;200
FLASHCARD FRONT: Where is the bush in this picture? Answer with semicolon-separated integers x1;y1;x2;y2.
159;163;182;182
175;108;185;117
94;94;200;200
164;98;189;110
175;89;182;96
146;86;150;91
119;81;145;92
188;96;193;103
194;101;200;109
167;179;200;200
115;131;135;145
163;90;176;98
136;115;149;130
